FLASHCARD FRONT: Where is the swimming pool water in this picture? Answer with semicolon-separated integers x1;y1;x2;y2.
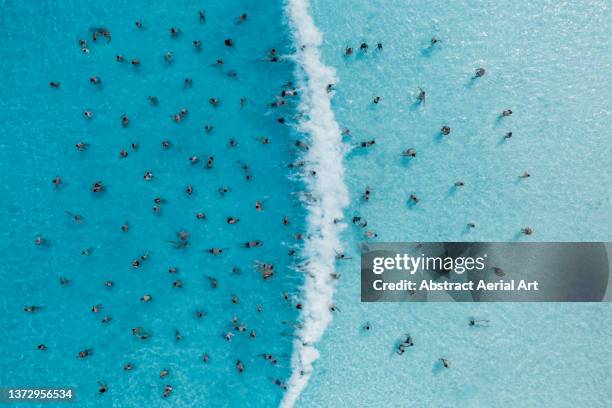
1;0;611;407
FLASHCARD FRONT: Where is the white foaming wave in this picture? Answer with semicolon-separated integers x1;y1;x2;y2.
281;0;349;407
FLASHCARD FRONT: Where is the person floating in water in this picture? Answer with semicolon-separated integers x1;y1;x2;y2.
439;358;451;368
473;67;486;78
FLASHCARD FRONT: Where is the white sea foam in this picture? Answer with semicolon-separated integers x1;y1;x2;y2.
281;0;349;407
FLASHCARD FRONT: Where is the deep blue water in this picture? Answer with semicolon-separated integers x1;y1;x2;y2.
0;1;303;406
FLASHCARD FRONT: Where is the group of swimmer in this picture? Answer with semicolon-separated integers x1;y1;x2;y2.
35;8;303;399
342;37;533;237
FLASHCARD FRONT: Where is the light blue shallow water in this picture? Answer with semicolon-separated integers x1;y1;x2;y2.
298;0;612;407
0;1;304;406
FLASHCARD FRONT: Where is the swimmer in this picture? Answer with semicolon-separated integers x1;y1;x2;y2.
49;81;60;88
228;138;238;147
174;329;182;342
493;267;505;277
363;322;371;331
97;382;107;394
441;125;451;135
352;216;367;228
123;363;134;371
24;305;44;313
467;222;476;228
77;348;93;359
473;67;486;78
373;96;381;104
255;200;264;211
135;20;144;29
101;316;112;324
84;110;93;119
104;281;114;288
236;360;244;373
147;97;158;108
162;385;173;398
224;332;234;342
38;344;47;351
345;47;353;56
521;227;533;235
237;13;248;24
202;354;209;363
504;131;513;139
116;54;125;62
376;42;383;50
169;27;181;37
243;240;263;248
121;114;129;127
193;40;201;50
75;142;89;151
195;310;205;318
143;171;154;180
91;304;102;313
469;317;490;326
205;248;226;256
360;42;368;52
164;51;173;63
140;294;153;302
231;295;239;304
89;76;101;85
119;149;128;158
65;211;83;223
52;176;62;188
282;216;290;226
401;148;417;157
409;194;419;204
92;181;105;193
121;221;129;232
357;139;376;148
161;140;171;149
454;181;465;187
205;156;214;169
172;280;182;288
224;38;234;47
519;171;530;178
183;78;193;88
199;10;206;24
59;276;71;286
501;109;513;117
227;217;239;224
361;186;372;202
430;37;440;47
439;358;451;368
159;369;169;378
209;98;220;107
204;124;214;133
204;275;218;288
417;87;426;104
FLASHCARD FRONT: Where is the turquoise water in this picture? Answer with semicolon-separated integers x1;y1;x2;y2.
0;1;303;406
299;0;612;407
1;0;611;407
